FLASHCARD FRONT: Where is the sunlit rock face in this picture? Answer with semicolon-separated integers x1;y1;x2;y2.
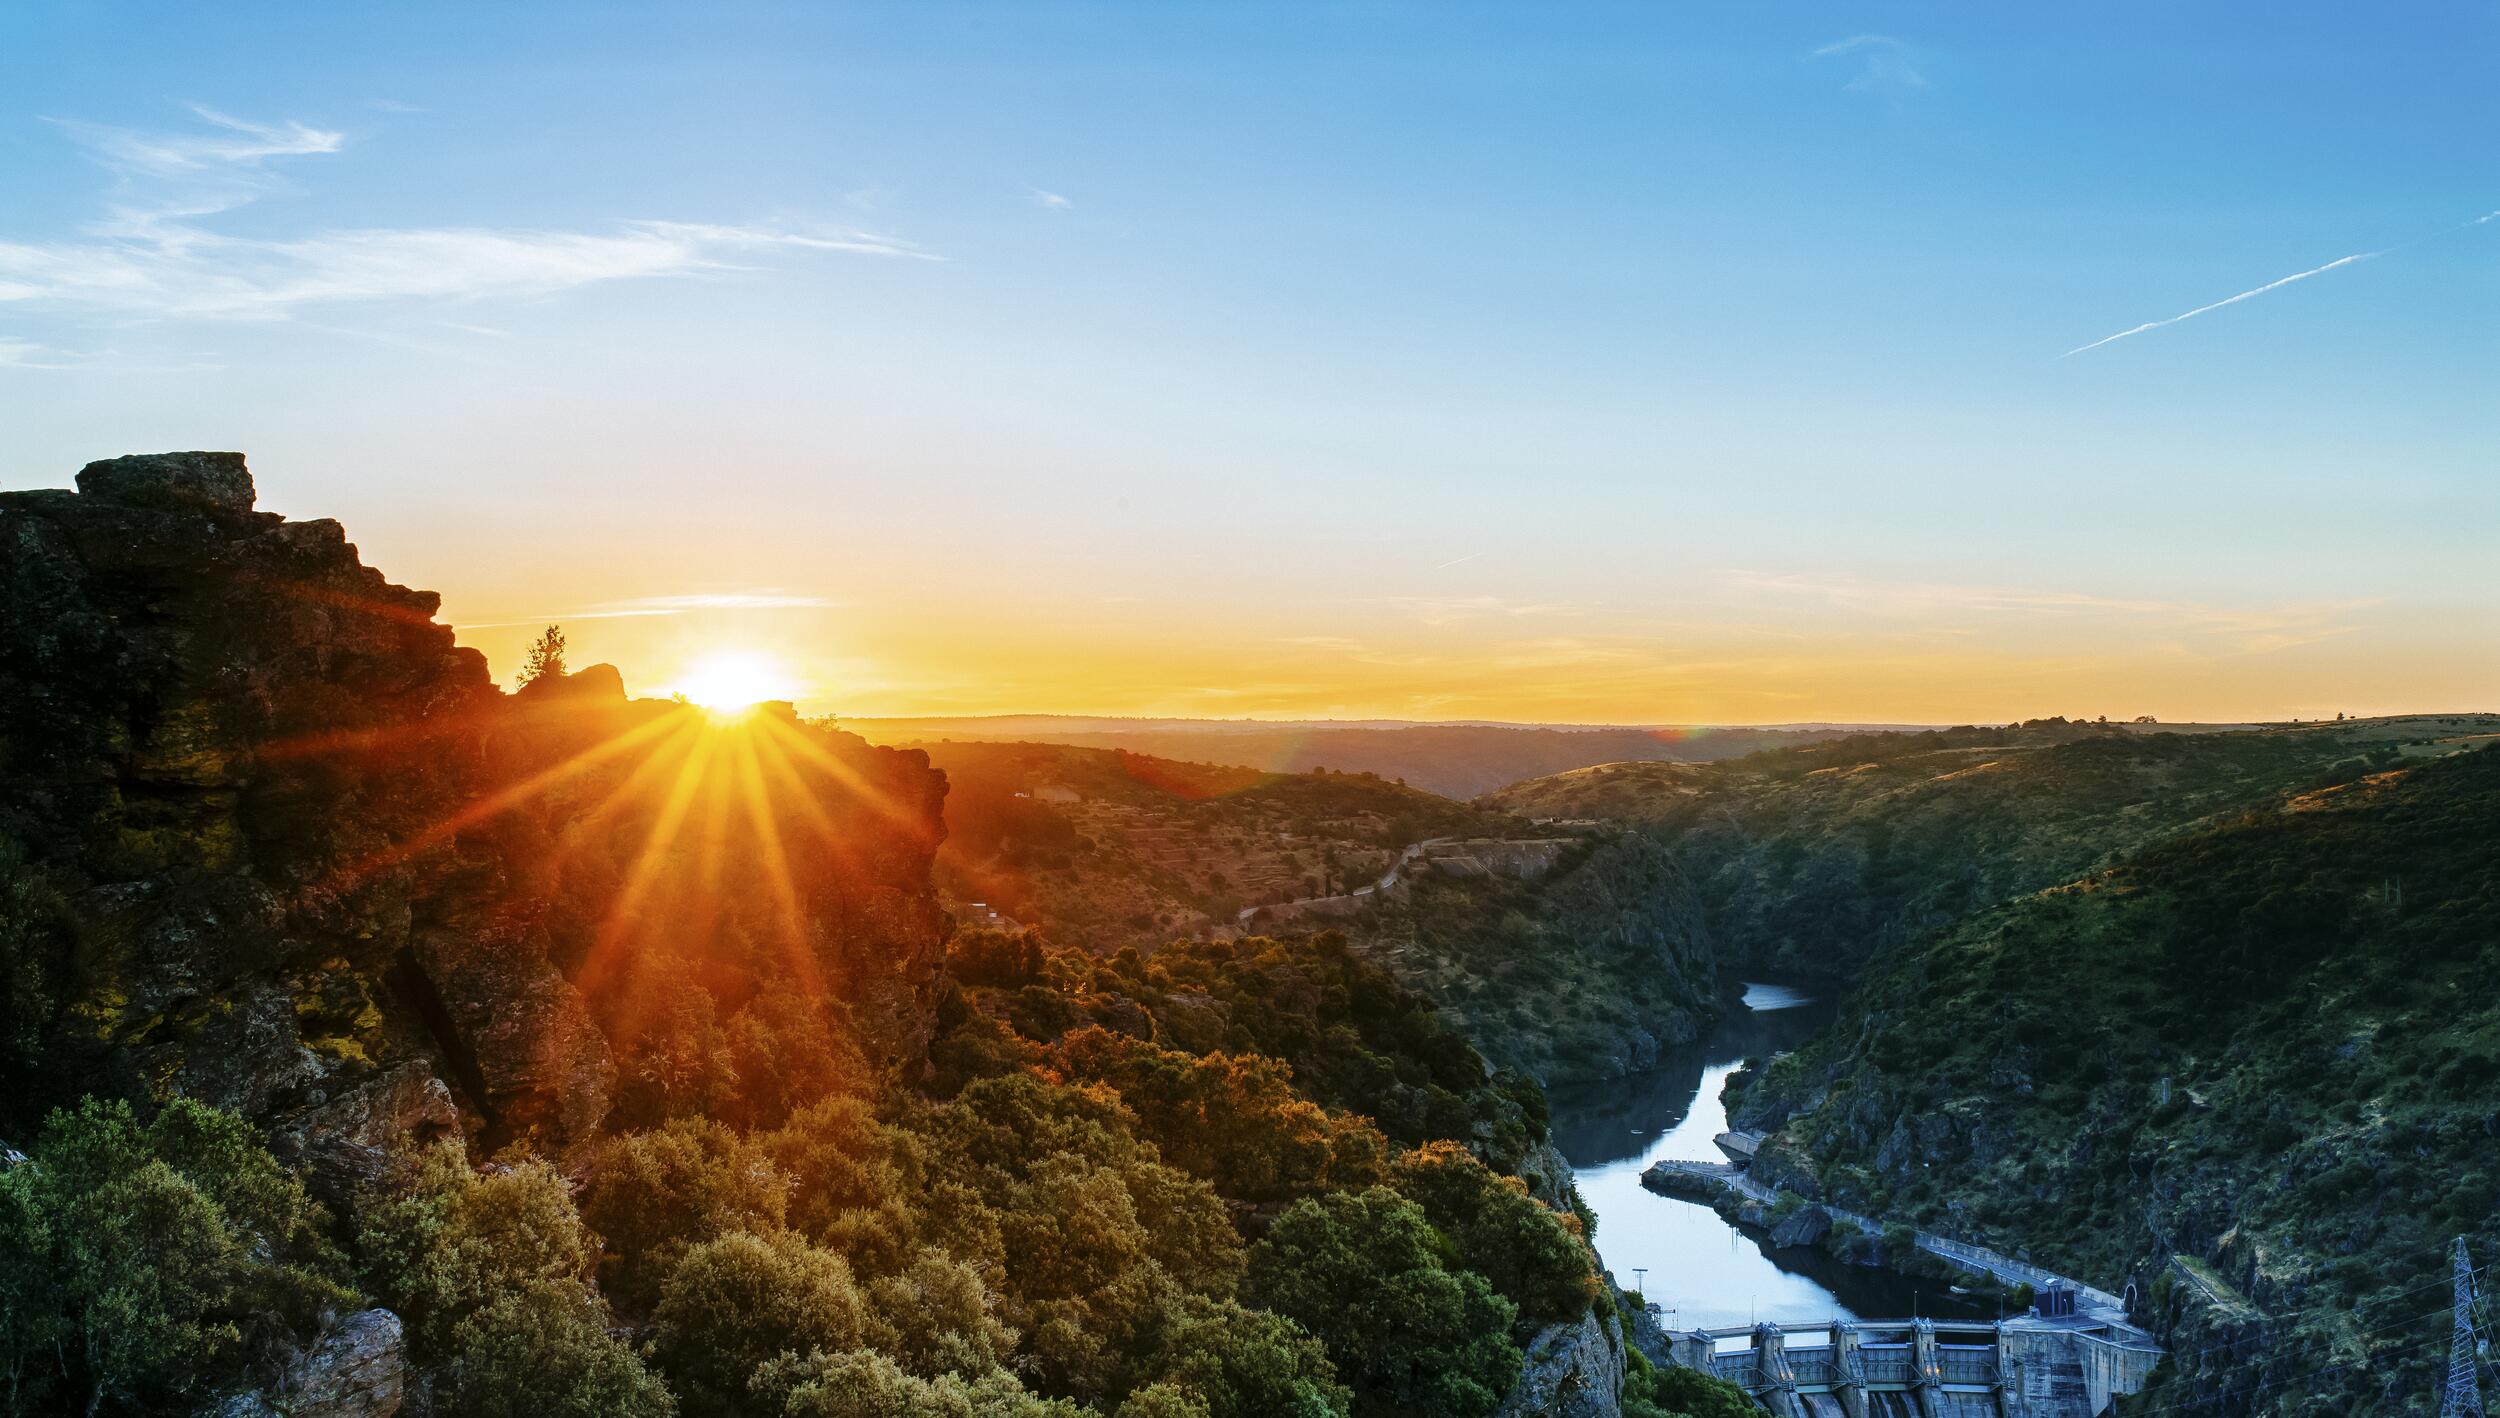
0;451;948;1164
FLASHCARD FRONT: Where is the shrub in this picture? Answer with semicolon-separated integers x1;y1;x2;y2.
436;1279;676;1418
1623;1361;1757;1418
1390;1139;1598;1327
751;1347;1084;1417
649;1230;867;1416
0;1096;349;1414
358;1141;670;1417
574;1118;786;1306
1246;1187;1521;1417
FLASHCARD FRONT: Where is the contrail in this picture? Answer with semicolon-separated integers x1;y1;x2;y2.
2063;250;2380;356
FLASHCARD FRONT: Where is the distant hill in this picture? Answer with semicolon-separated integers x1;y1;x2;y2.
917;739;1503;941
1484;715;2500;980
1729;738;2500;1416
854;717;1869;797
919;740;1722;1085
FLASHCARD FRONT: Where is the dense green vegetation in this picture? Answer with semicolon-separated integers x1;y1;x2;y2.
0;924;1763;1417
1733;744;2500;1416
925;739;1501;937
0;1098;352;1414
926;740;1724;1086
1488;719;2444;980
1360;835;1720;1083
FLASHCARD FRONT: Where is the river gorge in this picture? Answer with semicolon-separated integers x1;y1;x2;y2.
1549;982;1999;1331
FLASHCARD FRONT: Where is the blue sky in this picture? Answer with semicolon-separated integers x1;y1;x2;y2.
2;2;2492;722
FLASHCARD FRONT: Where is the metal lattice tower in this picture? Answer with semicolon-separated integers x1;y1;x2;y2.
2444;1236;2488;1418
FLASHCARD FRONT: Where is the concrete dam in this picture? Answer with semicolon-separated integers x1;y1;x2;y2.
1666;1315;2162;1418
1639;1135;2162;1416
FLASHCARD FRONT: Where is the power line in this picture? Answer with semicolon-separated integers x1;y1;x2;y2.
2445;1236;2489;1418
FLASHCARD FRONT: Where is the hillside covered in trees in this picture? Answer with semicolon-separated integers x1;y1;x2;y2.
919;741;1723;1086
915;739;1502;937
1725;742;2500;1416
0;453;1751;1417
854;719;1850;800
1484;718;2488;980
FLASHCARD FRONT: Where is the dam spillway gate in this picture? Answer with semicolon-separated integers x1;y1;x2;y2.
1666;1315;2161;1418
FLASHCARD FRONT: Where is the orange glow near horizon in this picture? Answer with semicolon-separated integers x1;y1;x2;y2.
670;649;797;718
441;589;2497;730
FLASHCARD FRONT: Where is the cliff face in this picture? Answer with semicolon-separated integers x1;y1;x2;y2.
0;453;948;1181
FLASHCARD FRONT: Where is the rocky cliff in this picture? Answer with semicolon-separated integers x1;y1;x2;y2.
1496;1303;1626;1418
0;452;950;1187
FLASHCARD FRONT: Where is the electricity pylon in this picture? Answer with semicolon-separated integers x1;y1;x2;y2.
2443;1236;2488;1418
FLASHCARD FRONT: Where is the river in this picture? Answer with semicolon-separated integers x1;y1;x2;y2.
1547;981;1998;1331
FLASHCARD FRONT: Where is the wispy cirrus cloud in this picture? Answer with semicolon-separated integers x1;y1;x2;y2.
49;106;343;176
1812;35;1930;93
1;220;934;318
1025;185;1073;210
1;107;934;325
455;592;843;629
0;337;85;369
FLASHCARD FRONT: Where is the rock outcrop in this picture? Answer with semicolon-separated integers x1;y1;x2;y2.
280;1308;407;1418
0;452;951;1166
201;1308;407;1418
1496;1302;1626;1418
1767;1202;1833;1249
270;1060;463;1208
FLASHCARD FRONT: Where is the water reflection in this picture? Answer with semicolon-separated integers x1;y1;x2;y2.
1551;982;1997;1330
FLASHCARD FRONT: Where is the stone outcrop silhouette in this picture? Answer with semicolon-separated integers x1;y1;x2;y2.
0;451;949;1171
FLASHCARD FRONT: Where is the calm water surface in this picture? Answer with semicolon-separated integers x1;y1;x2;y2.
1548;982;1996;1331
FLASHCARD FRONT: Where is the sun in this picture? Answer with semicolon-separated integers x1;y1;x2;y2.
675;649;794;718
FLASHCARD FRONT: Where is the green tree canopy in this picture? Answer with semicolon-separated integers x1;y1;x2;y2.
0;1096;348;1415
1246;1187;1521;1418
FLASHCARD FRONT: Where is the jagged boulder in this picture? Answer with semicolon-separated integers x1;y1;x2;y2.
2;452;505;1141
202;1309;407;1418
283;1309;407;1418
408;923;614;1143
1768;1203;1833;1249
1515;1139;1579;1211
1496;1302;1625;1418
271;1061;463;1208
76;450;258;518
512;661;626;704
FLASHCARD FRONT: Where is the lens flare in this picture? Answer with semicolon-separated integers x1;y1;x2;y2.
674;650;793;717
